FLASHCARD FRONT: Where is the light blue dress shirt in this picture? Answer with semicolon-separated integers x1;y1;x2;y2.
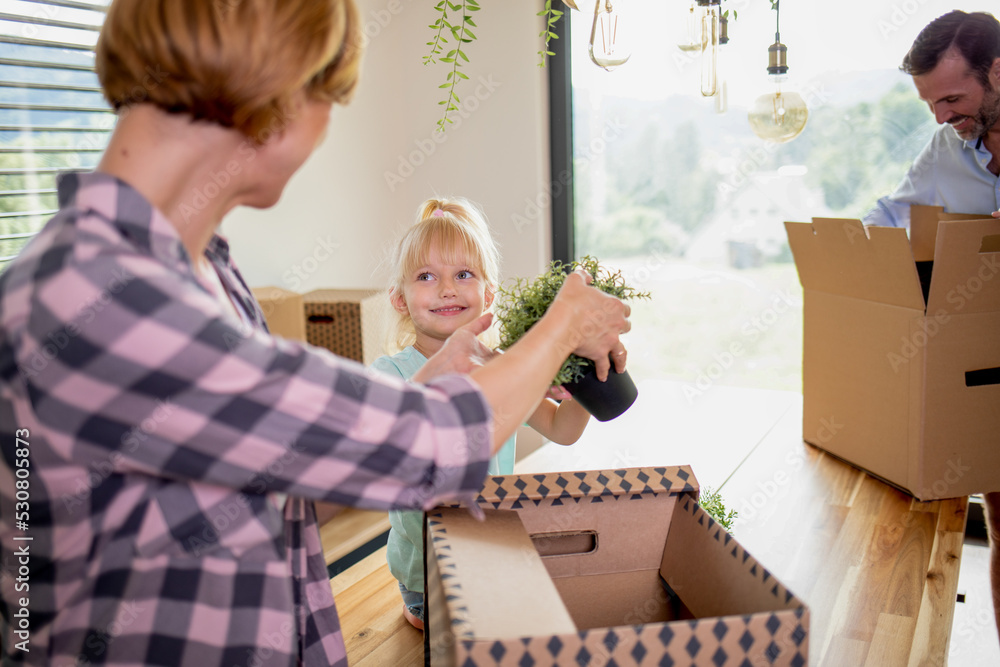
862;124;999;229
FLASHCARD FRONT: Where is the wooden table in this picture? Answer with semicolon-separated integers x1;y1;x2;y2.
329;380;968;666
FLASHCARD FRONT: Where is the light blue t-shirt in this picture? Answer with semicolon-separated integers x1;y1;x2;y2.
862;124;999;229
371;345;516;593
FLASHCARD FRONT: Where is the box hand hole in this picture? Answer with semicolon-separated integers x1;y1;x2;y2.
966;366;1000;387
530;530;597;557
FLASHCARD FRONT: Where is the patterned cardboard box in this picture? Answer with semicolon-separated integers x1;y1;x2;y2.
301;288;385;365
425;466;809;666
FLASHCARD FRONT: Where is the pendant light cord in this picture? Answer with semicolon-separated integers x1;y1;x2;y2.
775;0;780;43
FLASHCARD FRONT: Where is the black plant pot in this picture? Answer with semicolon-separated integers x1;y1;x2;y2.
564;364;638;422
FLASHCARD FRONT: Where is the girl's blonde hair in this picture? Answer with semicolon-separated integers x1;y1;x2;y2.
385;197;501;353
96;0;362;142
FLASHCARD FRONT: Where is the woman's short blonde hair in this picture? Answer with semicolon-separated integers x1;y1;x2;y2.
95;0;362;141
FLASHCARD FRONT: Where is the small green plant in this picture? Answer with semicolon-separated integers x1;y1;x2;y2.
495;256;650;386
699;486;738;533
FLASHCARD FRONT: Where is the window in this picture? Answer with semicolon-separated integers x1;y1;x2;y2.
0;0;111;267
551;1;979;396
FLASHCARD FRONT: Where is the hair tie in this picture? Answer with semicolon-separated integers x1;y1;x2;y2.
431;209;445;217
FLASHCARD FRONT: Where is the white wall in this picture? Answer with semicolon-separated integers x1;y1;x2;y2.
223;0;553;292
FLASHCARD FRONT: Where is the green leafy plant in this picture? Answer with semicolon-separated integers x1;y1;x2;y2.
699;486;738;533
537;0;564;67
495;256;650;386
424;0;480;133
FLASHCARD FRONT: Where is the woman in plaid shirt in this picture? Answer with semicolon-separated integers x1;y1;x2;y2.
0;0;631;665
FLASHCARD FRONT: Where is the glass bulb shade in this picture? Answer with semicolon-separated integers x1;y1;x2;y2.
748;89;809;143
677;3;703;52
715;76;728;114
699;5;719;96
589;0;632;71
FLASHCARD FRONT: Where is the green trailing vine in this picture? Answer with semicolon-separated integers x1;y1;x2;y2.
537;0;564;67
699;486;738;532
424;0;479;133
495;256;650;386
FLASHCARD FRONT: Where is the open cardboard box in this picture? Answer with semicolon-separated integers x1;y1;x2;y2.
785;206;1000;500
425;467;808;666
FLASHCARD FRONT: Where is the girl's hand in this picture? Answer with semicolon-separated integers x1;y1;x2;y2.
992;210;999;218
550;269;631;382
412;313;496;383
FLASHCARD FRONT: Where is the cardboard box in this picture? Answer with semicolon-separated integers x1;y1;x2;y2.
302;289;385;365
250;286;306;341
785;206;1000;500
425;467;809;666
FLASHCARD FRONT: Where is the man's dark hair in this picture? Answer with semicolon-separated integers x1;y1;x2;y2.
901;11;1000;87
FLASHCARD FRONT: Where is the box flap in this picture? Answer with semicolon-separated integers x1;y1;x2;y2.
909;205;988;262
785;219;925;310
660;496;806;618
927;218;1000;315
449;467;698;511
426;508;576;640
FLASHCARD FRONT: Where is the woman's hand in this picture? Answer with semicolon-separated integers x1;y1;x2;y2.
412;313;496;383
549;268;631;381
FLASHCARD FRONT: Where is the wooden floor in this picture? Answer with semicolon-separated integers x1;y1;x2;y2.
329;545;423;666
325;381;977;666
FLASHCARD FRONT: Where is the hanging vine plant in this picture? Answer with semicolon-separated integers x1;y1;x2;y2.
425;0;577;132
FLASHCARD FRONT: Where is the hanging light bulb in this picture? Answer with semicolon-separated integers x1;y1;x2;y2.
748;0;808;142
697;0;720;97
677;1;703;52
714;13;729;113
589;0;632;71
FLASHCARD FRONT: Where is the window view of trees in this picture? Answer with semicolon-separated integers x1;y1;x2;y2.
567;3;944;397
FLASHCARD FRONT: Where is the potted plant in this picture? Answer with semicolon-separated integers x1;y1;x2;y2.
494;256;650;421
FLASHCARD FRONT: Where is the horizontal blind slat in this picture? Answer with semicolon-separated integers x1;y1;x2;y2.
0;209;59;219
0;80;103;93
16;0;109;14
0;34;96;51
0;125;112;132
0;56;93;72
0;11;102;32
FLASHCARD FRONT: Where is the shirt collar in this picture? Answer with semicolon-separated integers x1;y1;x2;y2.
57;171;225;276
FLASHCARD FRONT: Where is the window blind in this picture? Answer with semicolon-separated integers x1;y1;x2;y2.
0;0;110;266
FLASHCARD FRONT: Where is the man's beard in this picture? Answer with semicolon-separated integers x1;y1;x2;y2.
951;84;1000;141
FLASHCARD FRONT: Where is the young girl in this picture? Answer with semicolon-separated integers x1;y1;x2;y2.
372;196;594;630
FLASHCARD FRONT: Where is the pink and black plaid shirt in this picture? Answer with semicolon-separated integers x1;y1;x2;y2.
0;172;492;666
